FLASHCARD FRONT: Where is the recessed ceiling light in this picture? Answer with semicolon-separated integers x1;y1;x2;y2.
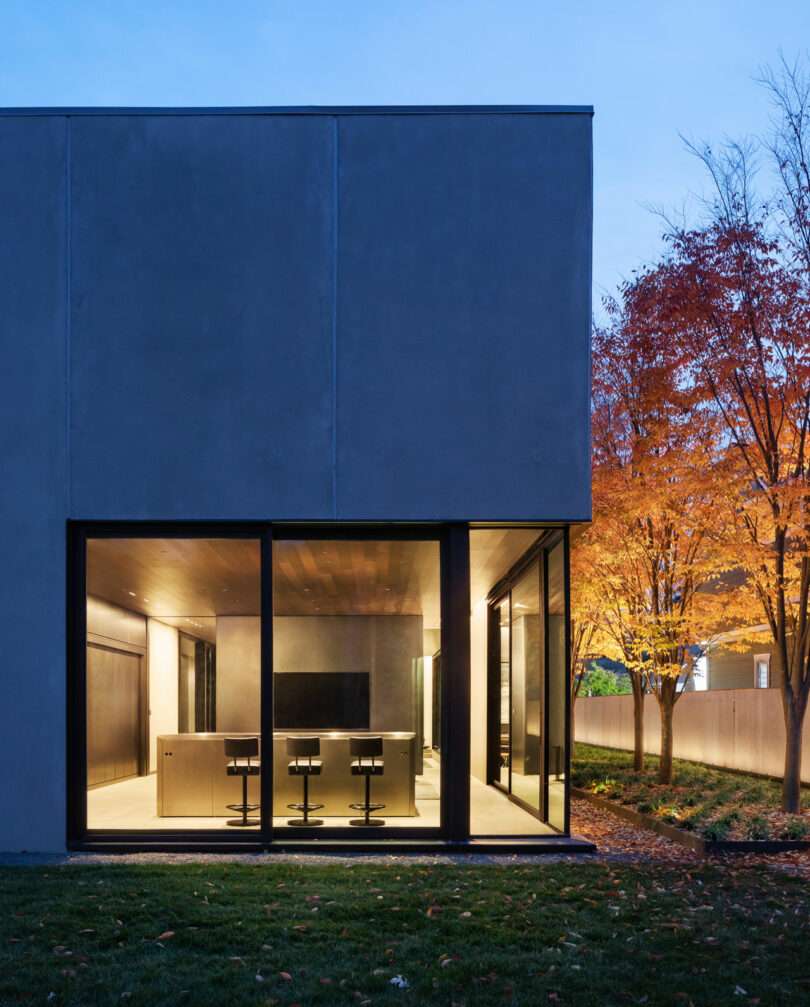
128;591;136;597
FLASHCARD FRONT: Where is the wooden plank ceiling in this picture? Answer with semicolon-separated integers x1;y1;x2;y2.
86;529;543;628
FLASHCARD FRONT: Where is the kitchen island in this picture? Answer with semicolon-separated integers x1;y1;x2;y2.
157;732;416;818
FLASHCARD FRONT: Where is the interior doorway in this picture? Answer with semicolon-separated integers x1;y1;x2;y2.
86;643;146;786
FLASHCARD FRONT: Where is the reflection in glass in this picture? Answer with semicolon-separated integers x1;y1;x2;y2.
498;598;510;788
272;539;441;829
546;541;566;831
509;565;542;811
178;634;216;733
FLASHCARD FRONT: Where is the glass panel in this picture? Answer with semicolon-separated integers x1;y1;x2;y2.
546;541;566;832
273;539;441;830
85;537;260;831
509;565;542;811
498;598;510;788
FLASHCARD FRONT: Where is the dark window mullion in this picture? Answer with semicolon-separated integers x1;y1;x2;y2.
260;526;274;838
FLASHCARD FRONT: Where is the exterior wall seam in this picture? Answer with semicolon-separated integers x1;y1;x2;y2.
332;115;339;520
65;115;71;517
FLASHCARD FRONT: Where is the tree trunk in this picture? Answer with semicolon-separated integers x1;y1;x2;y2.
659;699;674;785
631;674;645;772
775;627;809;813
570;694;576;752
782;702;804;814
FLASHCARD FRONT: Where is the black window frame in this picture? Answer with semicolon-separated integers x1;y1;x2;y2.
485;527;571;835
66;520;472;850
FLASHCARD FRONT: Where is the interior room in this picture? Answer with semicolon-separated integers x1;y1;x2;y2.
84;528;565;838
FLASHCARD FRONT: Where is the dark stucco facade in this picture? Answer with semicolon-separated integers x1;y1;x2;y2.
0;106;592;851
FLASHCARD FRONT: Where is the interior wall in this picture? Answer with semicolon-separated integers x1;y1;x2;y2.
422;655;433;749
87;595;147;649
216;616;261;732
423;628;440;656
273;615;422;733
469;600;488;782
147;619;179;772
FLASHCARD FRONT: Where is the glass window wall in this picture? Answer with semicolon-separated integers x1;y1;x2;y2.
85;537;261;832
272;538;441;831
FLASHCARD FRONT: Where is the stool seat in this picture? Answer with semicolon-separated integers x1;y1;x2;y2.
351;759;384;775
227;759;261;776
288;759;322;775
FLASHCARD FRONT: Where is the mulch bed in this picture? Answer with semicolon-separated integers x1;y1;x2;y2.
570;796;810;878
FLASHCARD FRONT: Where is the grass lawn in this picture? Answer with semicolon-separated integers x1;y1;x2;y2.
573;743;810;841
1;861;808;1005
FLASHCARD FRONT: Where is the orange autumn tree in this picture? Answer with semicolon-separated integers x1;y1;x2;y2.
589;297;734;784
569;527;612;740
639;181;810;811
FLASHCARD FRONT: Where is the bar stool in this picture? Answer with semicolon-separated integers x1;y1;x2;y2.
348;736;385;827
286;736;324;827
225;737;260;827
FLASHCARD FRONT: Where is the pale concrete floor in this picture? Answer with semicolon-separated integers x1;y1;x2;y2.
87;761;550;836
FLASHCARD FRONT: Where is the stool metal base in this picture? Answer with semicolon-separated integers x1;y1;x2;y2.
226;801;260;827
226;771;261;827
286;800;324;828
348;799;386;828
286;773;324;827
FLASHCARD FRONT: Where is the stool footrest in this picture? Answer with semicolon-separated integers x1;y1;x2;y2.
226;803;260;814
348;802;386;813
286;801;324;813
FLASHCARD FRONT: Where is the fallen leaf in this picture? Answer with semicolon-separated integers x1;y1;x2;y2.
279;972;292;981
157;931;175;941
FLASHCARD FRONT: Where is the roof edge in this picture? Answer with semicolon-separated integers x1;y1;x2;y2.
0;104;594;117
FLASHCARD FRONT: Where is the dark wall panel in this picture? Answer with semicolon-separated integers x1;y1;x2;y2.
0;116;67;850
69;114;335;519
335;113;592;520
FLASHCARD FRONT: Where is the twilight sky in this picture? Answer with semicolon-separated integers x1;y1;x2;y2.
2;0;807;308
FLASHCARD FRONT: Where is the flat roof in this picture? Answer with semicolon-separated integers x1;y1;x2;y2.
0;104;593;117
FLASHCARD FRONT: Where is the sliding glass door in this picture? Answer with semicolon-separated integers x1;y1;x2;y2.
487;531;569;831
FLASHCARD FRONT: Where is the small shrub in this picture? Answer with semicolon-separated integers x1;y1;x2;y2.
701;815;734;841
652;803;681;824
779;817;809;841
746;817;770;841
637;800;653;815
591;778;618;796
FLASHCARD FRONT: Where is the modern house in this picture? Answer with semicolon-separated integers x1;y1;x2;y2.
0;105;593;853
